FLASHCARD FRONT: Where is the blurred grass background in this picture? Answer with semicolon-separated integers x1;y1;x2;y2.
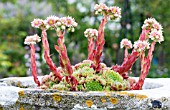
0;0;170;78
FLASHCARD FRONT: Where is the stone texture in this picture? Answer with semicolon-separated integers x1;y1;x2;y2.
0;77;170;110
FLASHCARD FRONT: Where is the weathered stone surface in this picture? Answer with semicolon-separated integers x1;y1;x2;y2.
0;77;170;110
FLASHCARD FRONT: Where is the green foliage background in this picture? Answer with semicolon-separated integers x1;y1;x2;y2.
0;0;170;78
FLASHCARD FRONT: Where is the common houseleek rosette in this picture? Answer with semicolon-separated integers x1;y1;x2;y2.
24;3;164;91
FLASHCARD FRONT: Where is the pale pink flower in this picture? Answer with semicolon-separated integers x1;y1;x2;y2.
72;21;78;27
149;30;164;43
94;3;108;12
94;3;108;15
61;17;77;26
120;38;132;49
60;17;67;26
133;40;150;52
31;18;44;28
65;16;74;27
45;15;59;27
108;6;121;19
153;22;163;30
84;28;98;38
24;34;41;45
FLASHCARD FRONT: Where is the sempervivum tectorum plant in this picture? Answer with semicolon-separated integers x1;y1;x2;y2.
24;3;164;91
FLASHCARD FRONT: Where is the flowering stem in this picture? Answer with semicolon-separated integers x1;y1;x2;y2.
30;44;40;86
88;38;95;60
55;32;78;89
112;51;139;79
132;42;156;90
139;29;150;41
124;48;128;59
55;32;73;76
94;15;107;72
42;30;63;81
112;29;149;79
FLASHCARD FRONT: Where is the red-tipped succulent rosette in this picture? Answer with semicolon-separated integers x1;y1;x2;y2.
24;34;41;86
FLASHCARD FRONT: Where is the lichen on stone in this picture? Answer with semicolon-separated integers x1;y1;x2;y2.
53;94;62;102
136;94;148;100
110;97;118;105
18;90;25;97
86;100;93;108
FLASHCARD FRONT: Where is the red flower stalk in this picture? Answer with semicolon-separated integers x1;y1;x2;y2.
124;48;128;58
132;42;156;90
139;29;150;41
111;29;148;79
93;15;107;72
42;30;63;81
88;37;95;60
30;44;40;86
55;32;78;89
84;28;98;61
112;51;139;78
93;3;121;72
55;32;73;76
24;34;41;86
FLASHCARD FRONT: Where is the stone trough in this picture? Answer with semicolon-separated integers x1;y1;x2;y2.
0;77;170;110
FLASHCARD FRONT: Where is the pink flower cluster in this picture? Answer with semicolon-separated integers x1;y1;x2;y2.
94;3;121;20
150;30;164;43
120;38;132;49
142;18;164;43
133;40;150;52
24;34;41;45
84;28;98;38
142;18;163;31
31;16;78;32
